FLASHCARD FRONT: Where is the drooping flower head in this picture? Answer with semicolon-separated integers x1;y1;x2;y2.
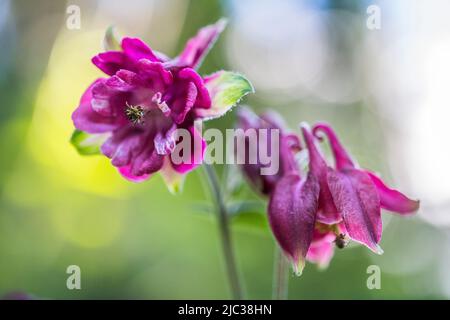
71;20;253;192
236;110;420;275
312;123;420;253
236;110;328;274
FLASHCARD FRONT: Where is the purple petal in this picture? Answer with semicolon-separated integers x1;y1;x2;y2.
130;143;164;177
106;69;142;91
121;37;160;63
92;51;125;76
164;68;210;124
301;124;341;224
173;18;227;69
171;81;197;124
100;126;146;167
118;165;150;183
327;168;383;254
365;171;420;215
154;124;177;155
306;230;336;269
236;108;297;195
178;68;211;109
313;123;356;170
90;80;117;116
102;126;164;180
236;108;283;194
170;126;206;174
268;173;320;275
72;79;125;134
137;59;173;92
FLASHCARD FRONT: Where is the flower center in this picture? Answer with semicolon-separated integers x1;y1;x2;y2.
125;102;146;125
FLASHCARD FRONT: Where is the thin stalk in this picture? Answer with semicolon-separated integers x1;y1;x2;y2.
272;246;289;300
203;164;244;300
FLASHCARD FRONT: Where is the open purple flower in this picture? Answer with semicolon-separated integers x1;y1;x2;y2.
71;20;253;192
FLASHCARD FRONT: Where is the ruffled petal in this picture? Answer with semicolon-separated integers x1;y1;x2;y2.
301;123;341;224
100;126;146;167
91;75;139;119
170;126;206;174
172;18;227;69
90;80;119;116
171;81;197;124
92;51;125;76
161;68;211;124
106;69;142;91
130;142;164;177
118;165;150;183
72;79;125;134
101;126;164;181
365;171;420;215
327;168;383;254
268;173;320;276
154;124;177;155
313;123;356;170
121;37;160;63
137;59;173;93
178;68;211;109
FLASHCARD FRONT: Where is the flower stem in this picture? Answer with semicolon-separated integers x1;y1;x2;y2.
203;164;244;300
272;246;289;300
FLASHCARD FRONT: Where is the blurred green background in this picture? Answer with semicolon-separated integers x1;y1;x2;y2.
1;0;449;299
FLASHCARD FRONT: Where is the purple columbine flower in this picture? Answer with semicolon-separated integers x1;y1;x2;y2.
237;110;419;275
311;123;420;254
237;109;330;274
71;20;253;192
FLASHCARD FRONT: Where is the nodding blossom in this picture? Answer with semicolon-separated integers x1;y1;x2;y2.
311;123;420;254
236;109;419;275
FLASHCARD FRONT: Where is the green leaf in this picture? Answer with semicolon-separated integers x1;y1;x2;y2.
103;25;121;51
198;71;254;120
70;130;109;156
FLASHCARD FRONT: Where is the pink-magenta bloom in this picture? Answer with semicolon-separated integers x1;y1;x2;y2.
237;109;330;273
312;123;420;253
237;110;419;274
71;20;253;189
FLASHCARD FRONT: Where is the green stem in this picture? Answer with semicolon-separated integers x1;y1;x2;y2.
272;246;289;300
203;164;244;300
